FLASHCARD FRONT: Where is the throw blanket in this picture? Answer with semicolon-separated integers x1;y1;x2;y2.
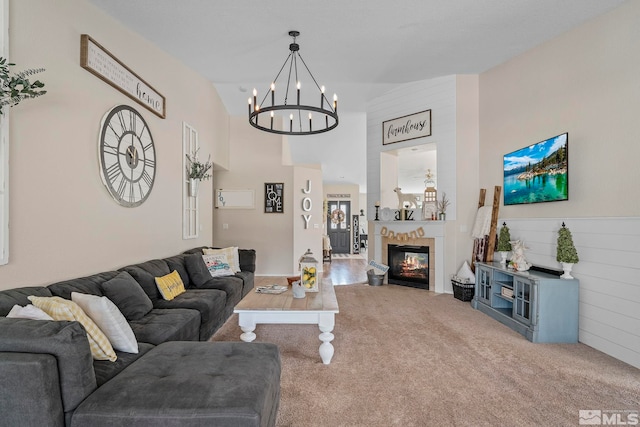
471;206;493;238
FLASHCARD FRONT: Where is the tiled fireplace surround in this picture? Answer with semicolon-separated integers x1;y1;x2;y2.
370;220;445;293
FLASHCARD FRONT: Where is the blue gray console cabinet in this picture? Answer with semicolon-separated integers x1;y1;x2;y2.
472;262;579;343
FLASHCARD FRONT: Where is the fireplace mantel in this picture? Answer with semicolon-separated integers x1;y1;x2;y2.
370;220;445;293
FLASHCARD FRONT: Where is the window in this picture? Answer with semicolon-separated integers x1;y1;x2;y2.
182;122;199;239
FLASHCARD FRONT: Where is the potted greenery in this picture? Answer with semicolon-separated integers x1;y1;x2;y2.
556;222;579;279
185;149;212;197
0;57;46;115
497;222;512;264
437;192;450;220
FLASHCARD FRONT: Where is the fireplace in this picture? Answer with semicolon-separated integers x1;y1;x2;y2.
387;244;429;290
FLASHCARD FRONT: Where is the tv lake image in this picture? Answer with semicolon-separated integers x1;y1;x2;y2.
504;172;567;205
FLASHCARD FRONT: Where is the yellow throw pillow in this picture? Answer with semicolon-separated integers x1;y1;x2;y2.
203;247;240;272
27;295;117;362
155;270;186;301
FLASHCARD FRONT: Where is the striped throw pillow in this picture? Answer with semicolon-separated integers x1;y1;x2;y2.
28;295;117;362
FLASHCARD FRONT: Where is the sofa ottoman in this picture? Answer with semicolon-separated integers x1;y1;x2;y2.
70;341;281;427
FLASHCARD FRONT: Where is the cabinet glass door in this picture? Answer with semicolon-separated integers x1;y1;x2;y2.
513;278;534;325
476;266;492;304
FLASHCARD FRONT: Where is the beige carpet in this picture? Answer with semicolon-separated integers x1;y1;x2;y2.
212;284;640;426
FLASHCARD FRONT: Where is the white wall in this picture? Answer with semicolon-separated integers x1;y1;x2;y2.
366;75;462;290
293;166;324;273
499;217;640;369
479;1;640;368
0;0;229;290
367;75;457;221
213;117;324;276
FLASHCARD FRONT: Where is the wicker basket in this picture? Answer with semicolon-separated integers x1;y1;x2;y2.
451;276;475;302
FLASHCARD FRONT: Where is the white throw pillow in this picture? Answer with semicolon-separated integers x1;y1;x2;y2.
203;247;240;272
71;292;138;354
456;261;476;284
7;304;54;320
202;253;235;277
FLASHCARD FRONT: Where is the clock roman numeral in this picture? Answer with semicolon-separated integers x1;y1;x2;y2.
141;170;153;188
102;142;119;156
138;181;146;199
144;158;155;168
130;112;136;134
116;111;128;131
129;181;135;203
116;176;127;200
107;123;121;139
106;162;122;182
143;142;154;152
136;122;148;141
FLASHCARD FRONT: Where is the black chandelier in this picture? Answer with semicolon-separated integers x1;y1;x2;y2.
248;31;338;136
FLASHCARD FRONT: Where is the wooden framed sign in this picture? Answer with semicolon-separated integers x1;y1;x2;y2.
264;183;284;213
382;109;431;145
80;34;166;118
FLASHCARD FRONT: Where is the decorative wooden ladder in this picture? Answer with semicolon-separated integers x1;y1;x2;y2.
471;186;502;271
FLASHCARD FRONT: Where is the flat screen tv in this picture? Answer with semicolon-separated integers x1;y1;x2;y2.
503;133;568;206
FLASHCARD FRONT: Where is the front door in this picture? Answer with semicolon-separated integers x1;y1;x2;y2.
327;201;350;254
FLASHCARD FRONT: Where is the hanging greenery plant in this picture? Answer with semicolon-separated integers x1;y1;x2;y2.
185;149;213;181
0;57;46;115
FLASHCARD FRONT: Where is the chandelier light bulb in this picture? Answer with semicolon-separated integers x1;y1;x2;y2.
270;83;275;106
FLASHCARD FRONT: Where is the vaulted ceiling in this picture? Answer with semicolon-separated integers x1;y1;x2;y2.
88;0;627;192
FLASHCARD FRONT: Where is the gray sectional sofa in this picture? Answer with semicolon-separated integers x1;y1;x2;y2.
0;247;281;427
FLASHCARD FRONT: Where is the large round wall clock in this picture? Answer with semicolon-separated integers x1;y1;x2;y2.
98;105;156;207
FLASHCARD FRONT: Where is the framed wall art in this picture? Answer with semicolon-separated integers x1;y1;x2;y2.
382;109;431;145
264;183;284;213
80;34;166;118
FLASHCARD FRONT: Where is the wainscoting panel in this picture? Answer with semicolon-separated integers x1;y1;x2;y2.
498;217;640;369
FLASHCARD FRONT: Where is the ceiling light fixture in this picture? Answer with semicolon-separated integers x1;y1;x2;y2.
248;31;338;136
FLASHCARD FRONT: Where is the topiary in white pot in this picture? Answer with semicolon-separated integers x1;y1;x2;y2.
497;222;512;264
556;222;579;279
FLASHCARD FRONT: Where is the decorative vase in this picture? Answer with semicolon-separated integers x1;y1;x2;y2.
561;262;574;279
189;178;200;197
499;251;508;265
439;212;446;221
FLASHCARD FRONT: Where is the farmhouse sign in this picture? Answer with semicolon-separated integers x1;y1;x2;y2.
382;109;431;145
81;34;166;118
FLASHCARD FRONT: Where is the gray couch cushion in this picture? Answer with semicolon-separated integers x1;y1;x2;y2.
47;271;120;300
93;342;155;387
184;253;211;287
184;253;246;319
0;352;65;427
129;308;200;345
0;318;96;414
101;271;153;321
71;341;281;427
121;259;172;303
163;254;191;288
235;271;255;297
153;289;227;340
0;286;52;316
239;249;257;273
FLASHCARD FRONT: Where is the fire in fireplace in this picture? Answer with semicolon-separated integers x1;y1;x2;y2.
387;244;429;290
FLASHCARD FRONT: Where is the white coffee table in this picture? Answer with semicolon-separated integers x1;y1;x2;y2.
234;279;339;364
